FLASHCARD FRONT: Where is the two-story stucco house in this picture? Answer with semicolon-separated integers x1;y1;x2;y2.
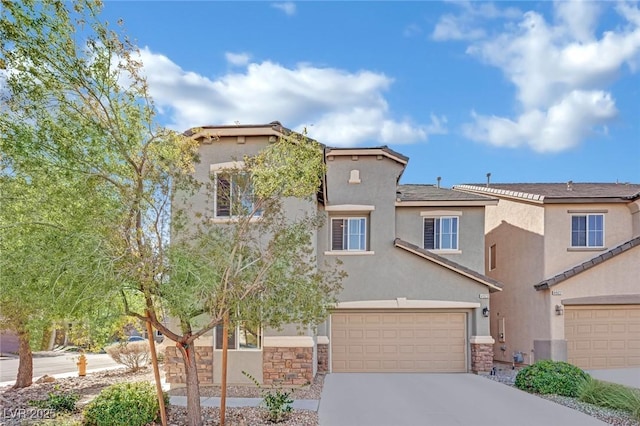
164;122;502;387
455;183;640;370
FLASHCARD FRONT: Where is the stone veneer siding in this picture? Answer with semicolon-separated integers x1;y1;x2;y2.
317;343;328;373
263;346;313;385
471;343;494;374
164;346;213;385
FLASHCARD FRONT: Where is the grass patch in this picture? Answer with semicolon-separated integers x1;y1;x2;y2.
578;377;640;421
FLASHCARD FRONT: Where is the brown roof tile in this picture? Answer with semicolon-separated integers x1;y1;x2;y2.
455;183;640;202
397;184;495;202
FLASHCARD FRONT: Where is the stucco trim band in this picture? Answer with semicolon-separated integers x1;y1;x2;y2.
324;204;375;212
317;336;329;345
263;336;314;348
470;335;495;344
334;299;480;309
562;295;640;305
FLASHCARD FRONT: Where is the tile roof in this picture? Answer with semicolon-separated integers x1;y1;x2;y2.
394;238;503;292
454;183;640;203
534;236;640;290
397;184;495;202
326;146;410;163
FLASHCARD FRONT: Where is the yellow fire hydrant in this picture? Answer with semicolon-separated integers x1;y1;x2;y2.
77;353;87;377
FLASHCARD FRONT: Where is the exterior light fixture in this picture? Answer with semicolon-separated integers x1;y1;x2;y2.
482;307;490;317
555;305;564;315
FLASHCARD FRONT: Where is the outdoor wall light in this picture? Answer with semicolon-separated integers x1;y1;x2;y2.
482;307;490;317
555;304;564;315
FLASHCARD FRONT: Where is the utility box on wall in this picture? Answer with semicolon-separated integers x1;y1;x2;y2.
498;318;506;343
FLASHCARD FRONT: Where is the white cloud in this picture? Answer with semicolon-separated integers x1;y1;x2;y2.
438;1;640;152
271;2;296;16
432;1;521;41
137;48;443;146
224;52;251;67
464;91;617;152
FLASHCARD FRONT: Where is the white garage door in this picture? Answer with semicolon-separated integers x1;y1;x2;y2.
331;311;467;373
565;305;640;369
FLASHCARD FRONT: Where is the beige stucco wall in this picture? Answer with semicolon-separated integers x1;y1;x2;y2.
484;199;546;364
395;206;486;273
484;197;639;364
549;246;640;340
543;203;635;278
320;154;492;339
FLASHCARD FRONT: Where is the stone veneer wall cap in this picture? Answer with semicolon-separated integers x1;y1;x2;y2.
470;336;495;344
317;336;329;345
263;336;314;348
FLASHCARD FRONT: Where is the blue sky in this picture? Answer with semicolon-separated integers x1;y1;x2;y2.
101;1;640;187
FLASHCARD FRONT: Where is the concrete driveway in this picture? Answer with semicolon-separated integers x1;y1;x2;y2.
318;373;605;426
587;368;640;389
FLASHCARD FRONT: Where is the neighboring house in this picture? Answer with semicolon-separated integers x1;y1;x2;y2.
0;329;19;355
455;183;640;370
164;122;502;387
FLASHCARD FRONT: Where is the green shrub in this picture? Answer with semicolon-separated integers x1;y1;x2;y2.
243;371;293;423
31;391;80;412
514;360;590;397
578;377;640;421
82;382;167;426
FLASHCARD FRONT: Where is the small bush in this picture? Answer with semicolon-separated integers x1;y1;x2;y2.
105;341;150;372
514;360;590;397
30;391;80;412
82;382;167;426
578;377;640;421
243;371;293;423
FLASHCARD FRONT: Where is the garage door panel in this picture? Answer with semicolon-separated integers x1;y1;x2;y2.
332;311;466;373
566;305;640;369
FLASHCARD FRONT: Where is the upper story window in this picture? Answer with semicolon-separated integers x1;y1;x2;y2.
332;217;367;251
571;214;604;248
214;171;261;218
424;217;458;250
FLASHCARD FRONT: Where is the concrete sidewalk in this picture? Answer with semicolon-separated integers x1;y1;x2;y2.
169;396;319;411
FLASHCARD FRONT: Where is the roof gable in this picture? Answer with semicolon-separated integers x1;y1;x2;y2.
535;236;640;290
394;238;502;292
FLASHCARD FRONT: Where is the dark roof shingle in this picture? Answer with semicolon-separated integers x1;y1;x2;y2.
397;184;495;202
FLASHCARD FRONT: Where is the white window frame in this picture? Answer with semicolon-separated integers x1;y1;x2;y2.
423;216;459;251
214;321;263;351
330;217;367;252
570;213;605;248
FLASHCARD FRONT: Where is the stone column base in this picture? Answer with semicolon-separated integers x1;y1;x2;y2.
470;336;494;374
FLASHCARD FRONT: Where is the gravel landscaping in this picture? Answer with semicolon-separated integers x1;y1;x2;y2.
0;367;319;426
1;360;637;426
486;364;640;426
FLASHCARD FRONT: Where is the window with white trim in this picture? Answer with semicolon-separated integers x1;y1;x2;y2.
331;217;367;251
214;171;261;218
214;321;262;350
424;217;458;250
571;214;604;247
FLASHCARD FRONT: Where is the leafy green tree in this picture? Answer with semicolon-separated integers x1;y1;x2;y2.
1;2;343;424
0;167;120;388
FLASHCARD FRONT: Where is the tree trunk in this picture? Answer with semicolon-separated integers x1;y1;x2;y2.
179;343;202;426
13;328;33;389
